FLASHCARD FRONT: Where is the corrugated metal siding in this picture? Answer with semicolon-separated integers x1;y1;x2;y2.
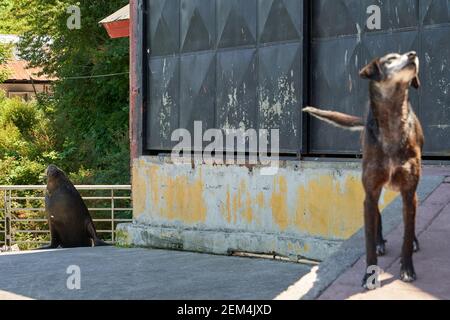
145;0;304;154
309;0;450;156
142;0;450;157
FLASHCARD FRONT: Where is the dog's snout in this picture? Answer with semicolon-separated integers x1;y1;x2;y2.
407;51;417;59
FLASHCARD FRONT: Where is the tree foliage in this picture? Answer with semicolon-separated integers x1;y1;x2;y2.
0;44;11;83
0;0;28;34
1;0;130;184
0;91;57;184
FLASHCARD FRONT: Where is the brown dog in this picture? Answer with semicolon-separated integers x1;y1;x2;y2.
304;51;424;288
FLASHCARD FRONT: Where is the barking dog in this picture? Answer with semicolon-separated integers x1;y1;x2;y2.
304;51;424;288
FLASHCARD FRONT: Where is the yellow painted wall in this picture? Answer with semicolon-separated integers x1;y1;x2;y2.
132;158;398;243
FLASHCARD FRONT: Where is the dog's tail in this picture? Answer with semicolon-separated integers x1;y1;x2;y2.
303;106;365;132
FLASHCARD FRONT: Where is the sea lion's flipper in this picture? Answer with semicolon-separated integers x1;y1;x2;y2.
35;243;59;250
35;239;60;250
35;224;61;250
93;238;111;247
86;221;111;247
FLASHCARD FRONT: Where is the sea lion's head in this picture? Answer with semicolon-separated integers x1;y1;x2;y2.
45;165;68;193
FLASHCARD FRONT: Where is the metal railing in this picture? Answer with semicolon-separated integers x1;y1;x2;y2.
0;185;132;250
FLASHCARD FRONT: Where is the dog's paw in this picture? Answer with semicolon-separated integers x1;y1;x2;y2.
361;273;379;290
400;265;417;283
303;106;317;113
376;241;386;256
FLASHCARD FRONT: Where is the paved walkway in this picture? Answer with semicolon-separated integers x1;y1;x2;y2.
319;176;450;300
0;246;310;300
1;167;448;300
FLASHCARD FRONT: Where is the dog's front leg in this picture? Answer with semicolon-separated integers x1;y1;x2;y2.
376;207;387;256
362;190;381;289
400;190;418;282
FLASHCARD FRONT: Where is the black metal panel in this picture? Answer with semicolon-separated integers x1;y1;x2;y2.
144;0;450;156
217;0;257;48
421;0;450;25
259;0;302;44
310;37;363;154
147;56;180;151
310;0;450;156
179;52;216;135
181;0;216;53
258;43;302;153
387;0;419;29
145;0;304;154
217;49;258;131
312;0;363;38
420;25;450;156
149;0;179;56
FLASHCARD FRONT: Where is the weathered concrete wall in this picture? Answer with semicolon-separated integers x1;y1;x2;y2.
117;157;398;261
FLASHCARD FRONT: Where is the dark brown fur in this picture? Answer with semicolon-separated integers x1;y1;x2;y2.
304;52;424;288
38;165;110;249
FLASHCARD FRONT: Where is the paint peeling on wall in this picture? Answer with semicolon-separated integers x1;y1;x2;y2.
128;157;398;260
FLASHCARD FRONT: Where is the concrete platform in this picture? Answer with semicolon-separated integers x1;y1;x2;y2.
275;170;450;300
0;247;310;300
318;180;450;300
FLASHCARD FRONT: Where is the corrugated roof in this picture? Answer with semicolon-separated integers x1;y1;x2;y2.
1;59;55;82
99;4;130;24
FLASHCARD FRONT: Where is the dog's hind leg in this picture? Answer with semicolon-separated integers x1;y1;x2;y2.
400;189;418;282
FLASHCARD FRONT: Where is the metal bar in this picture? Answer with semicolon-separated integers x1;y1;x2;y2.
10;208;46;212
13;230;50;234
111;189;115;243
10;208;132;212
11;219;48;222
87;208;133;211
0;185;131;190
2;190;6;247
6;190;11;247
1;185;132;248
11;218;131;222
10;197;45;200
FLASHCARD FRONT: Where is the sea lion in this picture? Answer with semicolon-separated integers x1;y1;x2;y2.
39;165;109;249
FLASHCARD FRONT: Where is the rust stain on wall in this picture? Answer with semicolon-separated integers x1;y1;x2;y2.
256;192;265;208
162;173;207;224
271;176;289;231
295;175;397;238
148;165;161;206
133;160;399;245
137;163;208;224
132;164;146;218
221;180;254;225
222;187;232;223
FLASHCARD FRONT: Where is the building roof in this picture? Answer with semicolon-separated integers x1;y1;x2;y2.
99;4;130;24
99;4;130;39
2;59;55;83
0;34;55;83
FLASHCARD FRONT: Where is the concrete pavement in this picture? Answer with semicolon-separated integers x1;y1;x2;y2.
1;167;448;300
318;179;450;300
0;246;310;300
273;169;450;300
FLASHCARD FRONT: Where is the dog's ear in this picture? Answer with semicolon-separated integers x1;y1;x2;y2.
359;59;383;81
411;76;421;89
